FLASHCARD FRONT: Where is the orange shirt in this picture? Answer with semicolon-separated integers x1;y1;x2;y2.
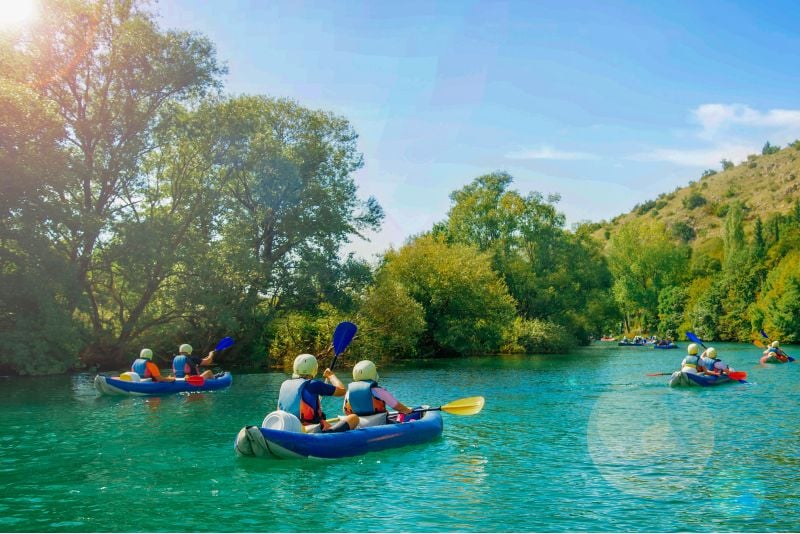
145;361;162;379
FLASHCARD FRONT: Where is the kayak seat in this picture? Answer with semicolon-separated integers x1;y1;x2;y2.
357;413;388;428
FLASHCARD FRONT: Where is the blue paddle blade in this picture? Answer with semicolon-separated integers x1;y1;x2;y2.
333;322;357;357
685;331;705;347
215;337;235;351
760;329;769;339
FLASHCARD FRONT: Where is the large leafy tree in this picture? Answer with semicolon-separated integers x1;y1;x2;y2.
435;172;614;342
1;0;224;365
607;219;689;332
192;96;383;364
379;235;516;356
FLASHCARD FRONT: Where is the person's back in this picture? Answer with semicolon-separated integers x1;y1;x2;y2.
764;340;789;362
132;349;174;382
700;347;728;374
680;343;702;374
278;353;358;433
344;360;415;424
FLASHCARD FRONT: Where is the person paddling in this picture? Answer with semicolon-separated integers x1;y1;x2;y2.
699;347;733;376
343;360;416;425
277;354;359;433
678;343;705;375
763;340;790;363
131;349;175;382
172;343;215;380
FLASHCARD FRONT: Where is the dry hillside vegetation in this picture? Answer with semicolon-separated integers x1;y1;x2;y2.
595;143;800;255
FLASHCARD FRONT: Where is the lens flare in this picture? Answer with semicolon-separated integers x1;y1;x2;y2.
0;0;36;26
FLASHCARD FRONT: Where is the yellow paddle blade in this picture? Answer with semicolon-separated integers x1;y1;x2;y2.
441;396;485;416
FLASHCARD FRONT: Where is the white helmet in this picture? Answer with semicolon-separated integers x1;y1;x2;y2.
687;343;699;355
771;340;780;348
140;348;153;360
179;343;192;354
353;360;379;382
706;347;717;358
292;354;318;378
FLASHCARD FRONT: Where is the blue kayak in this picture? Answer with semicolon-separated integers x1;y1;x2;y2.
653;343;679;349
668;371;733;387
234;410;443;460
94;372;233;396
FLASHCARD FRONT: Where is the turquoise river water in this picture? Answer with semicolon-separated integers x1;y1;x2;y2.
1;342;799;532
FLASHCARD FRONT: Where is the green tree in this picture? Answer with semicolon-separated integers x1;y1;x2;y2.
1;0;224;365
754;251;800;343
657;286;688;339
354;278;426;360
435;172;614;343
720;159;734;171
762;141;781;155
194;96;383;365
607;220;689;332
380;235;516;356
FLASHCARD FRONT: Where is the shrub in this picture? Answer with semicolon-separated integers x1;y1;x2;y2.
762;141;781;155
671;221;696;243
501;318;574;354
683;192;707;210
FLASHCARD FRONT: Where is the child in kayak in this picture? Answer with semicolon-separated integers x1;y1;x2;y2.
678;343;705;374
277;354;359;433
343;360;417;425
762;340;790;363
700;347;733;375
131;348;175;382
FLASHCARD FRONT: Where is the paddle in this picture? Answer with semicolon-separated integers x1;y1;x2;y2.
759;330;795;362
647;372;673;376
686;331;707;349
403;396;486;417
322;396;487;427
206;336;235;375
187;375;205;386
330;321;357;372
215;336;235;352
686;331;747;382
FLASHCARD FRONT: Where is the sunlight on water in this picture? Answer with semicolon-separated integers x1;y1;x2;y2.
0;342;798;532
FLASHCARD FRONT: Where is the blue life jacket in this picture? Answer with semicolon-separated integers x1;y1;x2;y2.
681;354;700;369
344;380;386;416
278;378;321;423
131;358;150;377
172;355;197;378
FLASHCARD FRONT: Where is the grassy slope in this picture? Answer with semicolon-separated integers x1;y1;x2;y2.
593;145;800;254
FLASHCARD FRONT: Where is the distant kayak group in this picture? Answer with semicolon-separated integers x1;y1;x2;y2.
651;331;794;388
93;322;485;460
615;335;678;349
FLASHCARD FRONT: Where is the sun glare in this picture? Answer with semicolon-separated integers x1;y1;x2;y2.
0;0;37;27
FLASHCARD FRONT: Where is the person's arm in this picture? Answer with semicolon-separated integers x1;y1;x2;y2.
372;387;412;414
147;362;174;382
200;351;215;366
321;368;346;396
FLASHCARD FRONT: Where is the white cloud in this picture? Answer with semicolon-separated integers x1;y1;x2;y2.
694;103;800;136
505;145;598;161
629;142;754;167
630;103;800;167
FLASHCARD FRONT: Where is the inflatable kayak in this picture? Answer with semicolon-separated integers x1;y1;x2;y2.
760;354;790;364
668;371;742;387
234;409;443;460
94;372;232;396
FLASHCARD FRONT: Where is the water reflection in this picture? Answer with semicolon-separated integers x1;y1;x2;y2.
588;388;714;499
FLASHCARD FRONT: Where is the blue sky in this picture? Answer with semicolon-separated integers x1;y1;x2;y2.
158;0;800;259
